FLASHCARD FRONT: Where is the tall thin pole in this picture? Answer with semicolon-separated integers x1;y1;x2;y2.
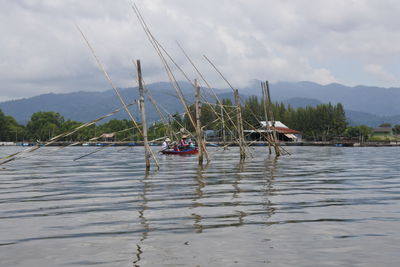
234;89;246;159
261;82;272;154
221;104;226;145
137;60;151;170
265;81;281;157
131;4;210;163
195;79;204;165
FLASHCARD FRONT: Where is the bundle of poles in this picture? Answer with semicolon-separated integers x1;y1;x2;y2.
0;2;289;169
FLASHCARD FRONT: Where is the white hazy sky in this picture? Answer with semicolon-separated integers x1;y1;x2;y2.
1;0;400;101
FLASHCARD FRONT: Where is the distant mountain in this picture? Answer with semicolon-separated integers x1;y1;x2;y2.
1;81;400;127
345;110;400;127
0;81;229;125
241;80;400;117
282;97;323;108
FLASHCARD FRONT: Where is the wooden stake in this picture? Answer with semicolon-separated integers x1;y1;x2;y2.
137;60;151;170
265;81;281;157
261;82;272;154
221;103;226;146
234;89;246;159
194;79;204;165
76;24;159;169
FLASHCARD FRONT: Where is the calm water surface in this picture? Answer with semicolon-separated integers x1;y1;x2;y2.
0;146;399;266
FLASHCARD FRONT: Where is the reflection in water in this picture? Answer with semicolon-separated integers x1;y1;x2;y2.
192;166;206;233
133;172;150;267
1;146;400;266
263;156;278;219
232;160;247;226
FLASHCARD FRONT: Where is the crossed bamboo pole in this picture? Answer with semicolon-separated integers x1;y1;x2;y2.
0;102;136;165
76;24;160;170
132;3;210;163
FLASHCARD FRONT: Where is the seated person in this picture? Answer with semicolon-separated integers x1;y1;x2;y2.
161;138;171;150
179;135;190;150
172;142;179;151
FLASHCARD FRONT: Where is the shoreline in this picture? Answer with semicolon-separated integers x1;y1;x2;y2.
2;141;400;147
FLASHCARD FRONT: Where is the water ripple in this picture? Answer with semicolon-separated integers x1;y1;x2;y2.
1;146;400;266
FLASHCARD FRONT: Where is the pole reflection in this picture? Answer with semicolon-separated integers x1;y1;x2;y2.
263;156;278;220
191;165;206;233
133;171;151;267
231;159;248;226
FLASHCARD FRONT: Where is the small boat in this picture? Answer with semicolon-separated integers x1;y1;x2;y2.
161;147;198;155
206;143;220;147
252;143;267;146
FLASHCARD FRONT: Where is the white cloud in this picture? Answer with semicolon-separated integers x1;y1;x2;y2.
1;0;400;101
363;64;397;83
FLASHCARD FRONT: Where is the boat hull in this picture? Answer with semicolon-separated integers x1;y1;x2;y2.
161;148;198;155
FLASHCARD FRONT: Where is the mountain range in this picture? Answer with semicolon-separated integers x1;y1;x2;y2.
1;81;400;127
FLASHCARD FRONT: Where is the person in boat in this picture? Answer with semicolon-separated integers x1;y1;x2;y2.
189;140;195;148
179;135;190;150
172;141;179;151
161;138;171;151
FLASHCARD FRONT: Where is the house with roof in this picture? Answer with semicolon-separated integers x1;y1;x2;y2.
372;127;393;139
244;121;302;142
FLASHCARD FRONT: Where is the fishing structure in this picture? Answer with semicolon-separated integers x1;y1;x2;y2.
0;2;289;169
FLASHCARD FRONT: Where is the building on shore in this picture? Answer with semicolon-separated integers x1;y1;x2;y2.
372;127;393;138
244;121;302;142
0;142;15;146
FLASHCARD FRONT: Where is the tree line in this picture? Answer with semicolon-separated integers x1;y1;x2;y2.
0;110;137;142
1;98;399;142
181;97;348;141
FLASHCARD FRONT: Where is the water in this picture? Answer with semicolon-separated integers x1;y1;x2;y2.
0;146;399;266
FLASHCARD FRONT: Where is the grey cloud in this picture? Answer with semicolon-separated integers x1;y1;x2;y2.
1;0;400;101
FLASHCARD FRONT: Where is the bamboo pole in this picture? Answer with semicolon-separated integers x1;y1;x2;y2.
203;55;250;158
76;24;159;169
131;4;211;162
194;79;204;165
221;104;226;146
137;60;151;170
265;81;281;157
0;101;137;165
234;89;246;159
176;42;228;147
261;82;272;154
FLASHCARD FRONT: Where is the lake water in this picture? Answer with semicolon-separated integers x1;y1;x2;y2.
0;146;399;266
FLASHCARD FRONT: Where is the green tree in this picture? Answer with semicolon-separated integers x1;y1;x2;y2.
171;112;184;133
242;96;262;128
379;122;392;127
0;109;26;141
148;122;168;140
393;125;400;135
345;125;372;140
98;119;135;141
26;112;64;141
60;120;83;141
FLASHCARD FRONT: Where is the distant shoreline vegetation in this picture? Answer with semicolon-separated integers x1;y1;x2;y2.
1;98;399;143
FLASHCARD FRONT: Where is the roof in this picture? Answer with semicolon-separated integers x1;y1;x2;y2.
260;121;288;128
100;133;116;138
259;121;301;134
244;127;301;134
274;127;301;134
373;127;392;133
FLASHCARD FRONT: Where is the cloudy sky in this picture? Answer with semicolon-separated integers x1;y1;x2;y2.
1;0;400;101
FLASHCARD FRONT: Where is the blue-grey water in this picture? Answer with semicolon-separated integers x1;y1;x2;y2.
0;146;399;266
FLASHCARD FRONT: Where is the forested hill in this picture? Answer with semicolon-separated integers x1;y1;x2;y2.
0;81;230;125
243;81;400;117
1;81;400;126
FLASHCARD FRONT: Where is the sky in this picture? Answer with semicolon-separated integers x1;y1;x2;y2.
1;0;400;102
